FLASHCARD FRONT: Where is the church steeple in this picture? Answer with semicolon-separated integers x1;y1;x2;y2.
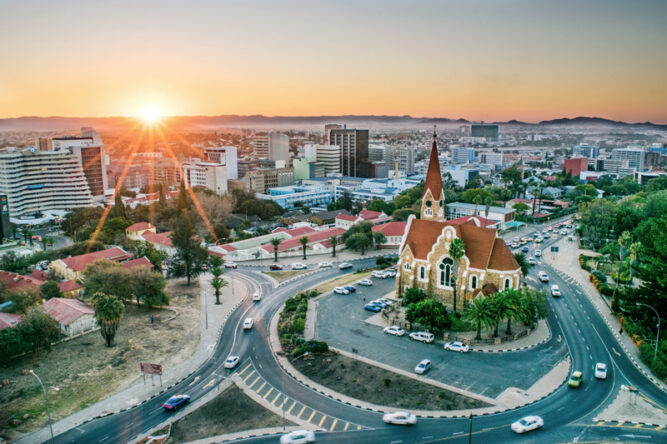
421;127;445;221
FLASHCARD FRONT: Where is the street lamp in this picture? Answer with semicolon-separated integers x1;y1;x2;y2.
29;370;54;443
636;303;661;363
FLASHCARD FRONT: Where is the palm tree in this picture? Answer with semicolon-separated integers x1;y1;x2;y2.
209;255;226;305
449;238;466;312
483;196;494;220
270;238;281;262
490;291;515;337
504;289;521;335
299;236;309;260
330;235;338;257
92;292;125;347
513;253;530;284
472;194;483;216
463;296;494;341
626;241;642;288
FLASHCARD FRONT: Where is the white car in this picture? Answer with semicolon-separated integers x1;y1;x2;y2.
371;270;387;279
511;415;544;434
338;262;353;270
358;278;373;286
382;411;417;425
280;430;315;444
384;269;397;277
539;271;549;282
595;362;608;380
223;355;240;369
527;257;537;265
414;359;432;374
333;286;350;295
551;285;561;297
291;263;307;270
560;229;568;236
252;292;261;302
318;261;333;268
243;317;254;330
444;341;470;353
535;249;542;257
383;326;406;336
409;331;434;343
224;262;238;269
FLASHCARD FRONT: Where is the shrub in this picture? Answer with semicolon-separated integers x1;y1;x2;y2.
291;318;305;334
592;271;607;283
383;378;391;387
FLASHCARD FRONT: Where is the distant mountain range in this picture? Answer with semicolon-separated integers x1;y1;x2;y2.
0;114;665;132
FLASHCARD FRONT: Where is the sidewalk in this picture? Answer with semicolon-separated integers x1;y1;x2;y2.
16;274;247;444
237;248;395;267
542;237;667;392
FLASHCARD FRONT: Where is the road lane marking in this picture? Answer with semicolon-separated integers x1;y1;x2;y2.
307;410;316;422
255;381;266;393
344;422;350;431
263;387;274;399
238;363;252;376
318;414;327;427
248;376;260;389
188;376;200;386
279;396;288;409
271;392;281;404
243;369;256;382
357;425;362;430
330;418;338;431
287;400;297;415
297;405;306;419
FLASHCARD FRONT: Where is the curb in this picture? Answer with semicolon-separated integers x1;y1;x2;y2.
472;320;552;353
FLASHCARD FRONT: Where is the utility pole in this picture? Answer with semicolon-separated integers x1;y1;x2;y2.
636;303;660;363
30;370;54;443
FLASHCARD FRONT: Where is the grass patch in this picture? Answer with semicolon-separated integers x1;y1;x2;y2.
312;271;371;294
168;385;294;442
262;270;310;283
290;352;489;411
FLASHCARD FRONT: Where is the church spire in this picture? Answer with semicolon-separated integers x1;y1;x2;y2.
420;127;445;221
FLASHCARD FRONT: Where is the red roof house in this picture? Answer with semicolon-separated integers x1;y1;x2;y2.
42;298;98;336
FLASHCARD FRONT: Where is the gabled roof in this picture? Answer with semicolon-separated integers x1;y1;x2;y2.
488;238;520;271
60;247;133;272
58;280;83;293
0;312;21;329
141;231;173;248
358;209;383;220
122;257;154;270
126;222;154;232
422;132;443;201
372;221;407;237
261;227;346;253
284;226;317;237
0;271;43;291
42;298;94;326
29;269;50;282
447;215;498;228
335;214;358;222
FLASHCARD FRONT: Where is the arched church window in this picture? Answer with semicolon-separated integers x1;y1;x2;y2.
471;275;477;289
420;266;425;279
439;258;453;286
504;278;511;290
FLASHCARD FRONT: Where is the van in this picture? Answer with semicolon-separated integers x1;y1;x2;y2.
409;332;434;343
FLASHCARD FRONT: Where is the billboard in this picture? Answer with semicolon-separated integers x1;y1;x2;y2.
140;362;163;375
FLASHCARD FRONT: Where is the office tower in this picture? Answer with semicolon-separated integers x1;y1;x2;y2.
368;144;386;162
572;144;600;159
252;132;290;162
563;158;588;176
0;147;94;217
451;147;476;164
304;144;341;176
204;146;238;179
328;127;371;177
0;195;10;240
478;151;503;167
471;124;499;140
182;160;228;195
612;147;645;171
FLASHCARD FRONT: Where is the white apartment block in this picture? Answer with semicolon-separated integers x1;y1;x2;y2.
612;147;645;172
204;146;238;179
0;147;94;217
451;147;475;164
304;144;341;176
478;151;503;167
368;145;415;174
253;132;289;162
183;160;228;195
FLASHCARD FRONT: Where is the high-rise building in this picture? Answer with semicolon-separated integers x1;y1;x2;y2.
0;195;10;239
51;128;108;199
471;124;499;140
451;147;476;164
252;132;290;163
572;144;600;159
304;144;341;176
328;127;371;177
478;151;503;167
182;160;228;195
612;147;645;171
204;146;238;179
0;147;94;217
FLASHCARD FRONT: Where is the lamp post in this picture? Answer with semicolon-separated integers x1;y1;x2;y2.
29;370;54;443
636;303;661;363
468;412;473;444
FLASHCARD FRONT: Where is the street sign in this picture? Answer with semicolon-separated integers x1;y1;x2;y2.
140;362;163;376
551;246;559;252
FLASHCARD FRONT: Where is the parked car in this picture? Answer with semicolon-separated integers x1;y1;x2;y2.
344;285;356;293
224;262;238;269
280;430;315;444
409;331;434;343
252;292;261;302
269;264;283;270
539;271;549;282
223;355;240;369
551;285;561;297
243;318;254;330
383;326;406;336
511;415;544;434
384;269;397;277
334;286;350;295
535;249;542;257
379;298;395;307
163;394;191;411
370;299;389;309
527;257;537;265
364;304;382;313
595;363;607;380
338;262;353;270
318;261;333;268
291;263;307;270
444;341;470;353
414;359;432;374
358;279;373;286
568;371;583;388
521;246;530;253
371;270;387;279
382;411;417;425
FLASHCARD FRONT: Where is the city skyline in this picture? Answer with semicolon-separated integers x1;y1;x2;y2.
1;0;666;123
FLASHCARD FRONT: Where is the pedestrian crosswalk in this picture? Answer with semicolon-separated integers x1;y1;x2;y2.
236;361;366;432
587;420;665;431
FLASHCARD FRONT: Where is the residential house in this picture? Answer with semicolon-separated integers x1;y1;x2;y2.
371;222;407;248
42;298;98;337
0;312;21;330
49;247;135;280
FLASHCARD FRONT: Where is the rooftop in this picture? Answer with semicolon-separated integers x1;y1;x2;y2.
446;202;515;214
42;298;94;326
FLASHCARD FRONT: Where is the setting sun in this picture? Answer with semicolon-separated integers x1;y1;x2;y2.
140;106;162;124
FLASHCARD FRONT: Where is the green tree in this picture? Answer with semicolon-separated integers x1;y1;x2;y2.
128;240;169;270
516;287;548;328
270;237;281;262
112;192;127;219
503;289;521;335
449;238;466;312
580;199;617;249
330;236;338;257
130;267;169;307
373;231;386;249
178;181;191;211
39;280;62;300
83;260;133;302
345;232;371;255
403;287;427;305
209;255;228;305
513;253;530;279
513;202;530;215
489;291;516;337
170;213;208;285
300;236;309;260
405;299;451;334
1;288;41;314
92;292;125;347
463;296;494;340
462;188;494;206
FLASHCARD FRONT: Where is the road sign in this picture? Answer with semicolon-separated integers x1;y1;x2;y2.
140;362;163;376
551;246;559;252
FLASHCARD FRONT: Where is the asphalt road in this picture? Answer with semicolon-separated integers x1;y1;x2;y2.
53;217;667;444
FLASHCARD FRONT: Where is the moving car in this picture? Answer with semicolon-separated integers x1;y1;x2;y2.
224;262;238;269
223;355;240;369
382;411;417;425
511;415;544;434
358;278;373;286
414;359;432;374
269;264;283;270
371;270;387;279
409;331;434;343
521;246;530;253
444;341;470;353
539;271;549;282
338;262;353;270
280;430;315;444
384;268;397;277
243;317;254;330
527;257;537;265
551;285;561;297
595;363;607;380
364;303;382;313
252;292;261;302
318;261;333;268
334;286;350;295
568;371;583;388
535;249;542;257
383;326;406;336
162;394;191;411
343;285;356;293
291;263;307;270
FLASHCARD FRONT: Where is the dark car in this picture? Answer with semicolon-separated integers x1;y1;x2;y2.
521;246;529;253
269;264;283;270
344;285;356;293
364;304;382;313
163;394;191;410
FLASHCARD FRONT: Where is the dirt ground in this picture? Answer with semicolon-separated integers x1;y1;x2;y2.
312;271;371;294
291;351;488;411
262;270;310;283
168;384;294;442
0;278;201;437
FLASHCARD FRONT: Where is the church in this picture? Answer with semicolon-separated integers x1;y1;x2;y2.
396;133;521;310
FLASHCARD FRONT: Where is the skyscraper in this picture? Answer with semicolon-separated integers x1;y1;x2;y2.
204;146;238;179
252;132;290;163
327;127;371;177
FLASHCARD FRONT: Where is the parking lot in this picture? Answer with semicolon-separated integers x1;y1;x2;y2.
315;274;568;399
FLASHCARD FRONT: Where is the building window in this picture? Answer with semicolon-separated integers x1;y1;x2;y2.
403;263;411;271
420;266;425;280
439;258;453;287
504;278;511;290
426;200;432;207
425;208;433;216
471;275;477;290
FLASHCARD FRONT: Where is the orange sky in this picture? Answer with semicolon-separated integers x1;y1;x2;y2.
0;0;665;123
